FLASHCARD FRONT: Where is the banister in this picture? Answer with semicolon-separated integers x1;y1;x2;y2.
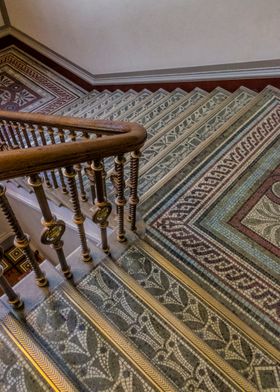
0;110;134;135
0;116;146;181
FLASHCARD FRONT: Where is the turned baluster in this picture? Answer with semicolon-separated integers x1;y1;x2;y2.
85;163;96;205
114;154;127;242
0;249;23;309
38;126;56;188
28;174;72;279
128;150;141;231
48;128;68;193
0;123;12;148
69;130;87;201
63;166;92;262
11;122;25;149
3;121;19;148
92;159;112;254
0;184;48;287
17;122;31;148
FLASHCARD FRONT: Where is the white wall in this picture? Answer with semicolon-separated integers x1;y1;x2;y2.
5;0;280;74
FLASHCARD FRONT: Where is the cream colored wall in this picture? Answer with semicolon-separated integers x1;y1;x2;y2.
5;0;280;74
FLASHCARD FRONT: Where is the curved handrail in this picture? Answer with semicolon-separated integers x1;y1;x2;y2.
0;111;147;181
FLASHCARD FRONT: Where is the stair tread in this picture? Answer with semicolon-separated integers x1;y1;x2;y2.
76;258;252;391
26;285;173;392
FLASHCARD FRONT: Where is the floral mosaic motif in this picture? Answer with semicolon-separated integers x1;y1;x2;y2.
78;266;237;391
117;246;280;391
242;195;280;249
97;91;138;119
0;71;40;111
0;327;52;392
138;90;255;196
27;290;155;392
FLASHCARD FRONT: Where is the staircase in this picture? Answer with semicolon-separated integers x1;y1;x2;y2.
0;84;279;392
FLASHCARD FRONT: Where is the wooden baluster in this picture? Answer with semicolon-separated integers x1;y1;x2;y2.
96;135;107;198
69;130;87;201
128;150;141;231
92;159;112;254
38;126;56;188
17;122;31;148
114;154;127;242
0;249;23;309
28;174;72;278
11;122;25;149
1;123;13;148
0;184;48;287
3;120;19;148
48;128;68;193
0;122;5;143
63;166;92;262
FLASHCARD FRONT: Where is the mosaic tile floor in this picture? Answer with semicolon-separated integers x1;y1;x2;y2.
0;45;279;391
145;91;280;352
0;46;84;114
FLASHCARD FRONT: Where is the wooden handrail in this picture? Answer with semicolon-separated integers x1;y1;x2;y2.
0;111;146;181
0;110;135;135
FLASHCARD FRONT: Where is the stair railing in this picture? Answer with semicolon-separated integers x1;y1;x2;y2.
0;110;146;308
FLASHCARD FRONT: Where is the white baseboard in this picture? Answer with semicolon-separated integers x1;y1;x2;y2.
2;26;280;86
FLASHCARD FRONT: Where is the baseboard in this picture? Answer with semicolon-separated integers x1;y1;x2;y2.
0;27;280;92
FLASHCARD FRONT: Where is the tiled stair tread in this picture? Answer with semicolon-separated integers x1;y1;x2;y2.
0;323;53;392
90;89;152;120
116;243;280;392
137;87;257;199
73;90;125;118
112;89;169;121
126;87;229;176
57;89;125;117
77;263;251;391
26;287;171;392
139;85;280;207
56;90;110;116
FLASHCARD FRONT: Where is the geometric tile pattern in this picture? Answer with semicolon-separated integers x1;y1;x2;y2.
138;88;255;197
146;95;280;348
78;265;241;391
0;47;84;114
117;245;280;391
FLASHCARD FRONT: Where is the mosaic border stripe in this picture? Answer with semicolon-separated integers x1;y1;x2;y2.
2;314;78;392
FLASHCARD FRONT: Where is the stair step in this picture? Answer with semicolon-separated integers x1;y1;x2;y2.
76;258;252;391
138;87;257;201
82;89;152;120
26;284;174;392
117;241;280;392
112;88;169;121
56;89;105;116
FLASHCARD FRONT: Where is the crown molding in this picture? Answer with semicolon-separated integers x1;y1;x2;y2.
1;26;280;87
